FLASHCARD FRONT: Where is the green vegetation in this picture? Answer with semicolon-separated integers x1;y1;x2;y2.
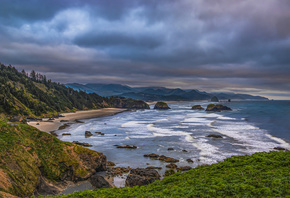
0;120;105;197
44;151;289;198
0;63;148;118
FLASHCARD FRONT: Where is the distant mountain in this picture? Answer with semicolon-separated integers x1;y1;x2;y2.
66;83;134;97
66;83;269;101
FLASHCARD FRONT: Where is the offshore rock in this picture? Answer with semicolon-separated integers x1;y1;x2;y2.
211;96;219;102
158;155;179;163
154;102;171;110
206;104;232;112
144;153;159;158
191;105;204;110
207;134;223;138
85;131;93;137
116;145;137;149
125;168;160;187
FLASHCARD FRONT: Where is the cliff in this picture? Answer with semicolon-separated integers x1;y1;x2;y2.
0;119;106;197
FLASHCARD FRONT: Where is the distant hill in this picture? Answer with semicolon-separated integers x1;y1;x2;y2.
67;83;268;101
0;64;149;117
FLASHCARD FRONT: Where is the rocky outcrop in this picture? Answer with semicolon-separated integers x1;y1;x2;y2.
109;97;150;109
144;153;179;163
177;166;192;171
107;167;132;176
107;161;116;166
166;163;177;169
211;96;219;102
206;104;232;112
90;174;111;189
144;153;159;158
186;159;193;163
85;131;93;137
274;147;288;151
73;141;93;147
125;168;160;187
158;155;179;163
191;105;204;110
154;102;171;110
207;134;223;138
146;166;162;170
115;145;137;149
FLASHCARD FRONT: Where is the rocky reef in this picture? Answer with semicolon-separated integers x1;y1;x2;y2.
206;104;232;112
154;102;171;110
191;105;204;110
0;121;107;197
125;168;160;187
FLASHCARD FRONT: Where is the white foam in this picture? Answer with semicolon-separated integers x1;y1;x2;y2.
217;116;236;120
121;121;144;128
147;123;191;138
265;134;290;149
211;121;289;153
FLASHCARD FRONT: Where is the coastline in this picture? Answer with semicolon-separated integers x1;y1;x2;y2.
28;108;127;132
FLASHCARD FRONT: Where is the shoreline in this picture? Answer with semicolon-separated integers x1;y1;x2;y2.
27;108;127;132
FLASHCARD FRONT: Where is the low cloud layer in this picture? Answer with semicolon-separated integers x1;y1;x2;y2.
0;0;290;99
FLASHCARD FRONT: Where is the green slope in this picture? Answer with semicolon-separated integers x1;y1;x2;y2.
44;151;289;198
0;64;149;118
0;118;106;197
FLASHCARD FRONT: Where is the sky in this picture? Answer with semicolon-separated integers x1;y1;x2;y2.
0;0;290;99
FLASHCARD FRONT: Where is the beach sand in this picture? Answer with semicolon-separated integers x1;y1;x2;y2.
28;108;127;132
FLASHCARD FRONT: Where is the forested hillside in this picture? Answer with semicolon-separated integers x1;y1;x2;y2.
0;64;149;117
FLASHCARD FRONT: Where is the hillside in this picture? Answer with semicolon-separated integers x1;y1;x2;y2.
0;64;149;118
0;118;107;197
45;151;290;198
66;83;269;101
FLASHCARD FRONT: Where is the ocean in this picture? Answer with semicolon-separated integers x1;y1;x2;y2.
56;100;290;181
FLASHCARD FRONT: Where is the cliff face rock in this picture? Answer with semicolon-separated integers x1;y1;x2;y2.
211;96;219;102
125;168;160;187
109;97;150;109
0;121;107;197
154;102;170;110
191;105;204;110
206;104;232;112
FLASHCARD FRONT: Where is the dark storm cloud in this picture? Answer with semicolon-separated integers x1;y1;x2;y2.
0;0;290;99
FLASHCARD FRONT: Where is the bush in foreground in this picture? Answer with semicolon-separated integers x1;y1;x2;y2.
44;150;289;198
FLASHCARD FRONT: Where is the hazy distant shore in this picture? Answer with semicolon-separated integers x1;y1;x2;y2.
28;108;127;132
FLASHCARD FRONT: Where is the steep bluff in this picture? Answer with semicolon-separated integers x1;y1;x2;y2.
0;120;106;197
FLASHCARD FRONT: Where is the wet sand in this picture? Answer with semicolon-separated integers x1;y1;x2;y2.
28;108;127;132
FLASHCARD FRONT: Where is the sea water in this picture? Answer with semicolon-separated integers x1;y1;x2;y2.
57;100;290;175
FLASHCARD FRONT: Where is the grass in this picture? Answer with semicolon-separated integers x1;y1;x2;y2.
43;151;290;198
0;120;104;197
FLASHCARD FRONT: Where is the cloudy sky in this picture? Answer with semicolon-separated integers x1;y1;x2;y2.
0;0;290;99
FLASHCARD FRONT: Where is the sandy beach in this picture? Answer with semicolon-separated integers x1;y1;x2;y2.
28;108;127;132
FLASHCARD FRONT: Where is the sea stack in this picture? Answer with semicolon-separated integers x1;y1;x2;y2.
191;105;204;110
206;104;232;112
211;96;219;102
154;102;171;110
